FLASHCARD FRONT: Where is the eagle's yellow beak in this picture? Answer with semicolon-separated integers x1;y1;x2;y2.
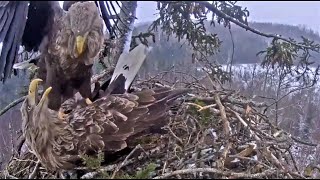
42;87;52;99
29;79;43;95
28;78;43;105
76;36;86;55
37;87;52;107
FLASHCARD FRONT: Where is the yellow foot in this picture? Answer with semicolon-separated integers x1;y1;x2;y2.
85;98;93;105
58;111;67;120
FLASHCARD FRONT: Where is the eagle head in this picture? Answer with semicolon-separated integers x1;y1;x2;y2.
66;1;103;59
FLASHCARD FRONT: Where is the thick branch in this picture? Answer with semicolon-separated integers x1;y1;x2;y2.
0;96;25;116
153;168;277;179
214;93;230;137
291;136;318;147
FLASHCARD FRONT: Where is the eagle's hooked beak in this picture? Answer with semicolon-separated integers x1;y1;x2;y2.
37;87;52;108
28;79;43;106
76;35;86;55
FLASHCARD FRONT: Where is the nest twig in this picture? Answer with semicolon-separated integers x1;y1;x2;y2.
1;69;313;179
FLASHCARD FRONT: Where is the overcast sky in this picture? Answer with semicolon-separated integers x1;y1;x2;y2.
58;1;320;33
135;1;320;33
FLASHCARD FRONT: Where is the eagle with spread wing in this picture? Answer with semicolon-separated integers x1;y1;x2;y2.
0;1;118;82
21;77;190;172
0;1;126;119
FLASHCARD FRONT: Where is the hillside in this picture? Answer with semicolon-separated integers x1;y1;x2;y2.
135;21;320;70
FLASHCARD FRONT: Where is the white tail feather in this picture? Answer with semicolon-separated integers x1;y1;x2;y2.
110;44;152;91
13;59;37;70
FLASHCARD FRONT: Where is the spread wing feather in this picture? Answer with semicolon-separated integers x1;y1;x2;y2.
0;2;28;81
66;93;149;153
0;2;59;82
60;87;189;156
1;1;120;82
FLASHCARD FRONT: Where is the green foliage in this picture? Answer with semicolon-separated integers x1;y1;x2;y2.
146;1;252;84
258;38;299;69
150;1;222;61
133;135;156;145
98;163;157;179
134;163;157;179
211;1;249;27
144;1;320;87
81;152;104;170
188;99;212;125
95;171;111;179
257;36;320;86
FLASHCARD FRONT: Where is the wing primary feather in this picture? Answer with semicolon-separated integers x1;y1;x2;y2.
0;2;29;82
22;2;61;52
0;2;16;78
0;1;9;7
132;88;190;135
4;1;28;81
0;2;15;41
0;7;8;30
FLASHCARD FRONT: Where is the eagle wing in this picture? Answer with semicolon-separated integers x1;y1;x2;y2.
63;87;190;155
1;1;120;82
0;1;28;81
66;93;148;154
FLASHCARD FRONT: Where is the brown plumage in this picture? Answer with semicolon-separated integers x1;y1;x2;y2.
0;1;119;82
21;78;190;172
38;1;104;111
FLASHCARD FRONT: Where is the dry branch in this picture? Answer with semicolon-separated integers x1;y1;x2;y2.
153;168;278;179
214;93;230;137
1;61;312;179
0;96;25;116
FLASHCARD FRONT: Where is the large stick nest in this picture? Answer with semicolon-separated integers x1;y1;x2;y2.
0;72;312;179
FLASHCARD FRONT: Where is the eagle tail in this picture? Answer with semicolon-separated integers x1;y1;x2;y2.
109;44;152;94
12;55;40;70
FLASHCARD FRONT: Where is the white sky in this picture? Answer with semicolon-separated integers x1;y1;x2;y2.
53;1;320;33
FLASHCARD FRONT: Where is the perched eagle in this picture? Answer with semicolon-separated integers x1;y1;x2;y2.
0;1;118;82
21;77;190;172
1;1;116;119
40;1;105;114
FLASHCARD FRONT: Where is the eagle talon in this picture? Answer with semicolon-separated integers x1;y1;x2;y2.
85;98;93;105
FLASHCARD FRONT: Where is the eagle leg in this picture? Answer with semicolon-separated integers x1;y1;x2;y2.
78;75;93;105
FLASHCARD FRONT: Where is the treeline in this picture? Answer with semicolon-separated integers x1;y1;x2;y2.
135;21;320;71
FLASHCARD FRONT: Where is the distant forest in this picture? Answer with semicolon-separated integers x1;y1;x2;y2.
136;21;320;71
1;21;320;109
